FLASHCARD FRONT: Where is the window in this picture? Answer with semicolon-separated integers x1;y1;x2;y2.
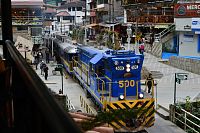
57;16;60;22
77;7;82;11
68;7;71;12
72;7;75;11
63;16;68;20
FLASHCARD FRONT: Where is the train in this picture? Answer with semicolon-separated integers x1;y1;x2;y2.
50;36;155;131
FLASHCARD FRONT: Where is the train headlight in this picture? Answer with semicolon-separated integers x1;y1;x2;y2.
126;64;130;68
126;63;131;72
119;94;125;100
138;92;144;99
126;68;131;72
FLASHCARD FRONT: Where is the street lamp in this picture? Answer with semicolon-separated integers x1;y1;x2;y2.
56;64;64;94
126;24;132;51
51;34;55;57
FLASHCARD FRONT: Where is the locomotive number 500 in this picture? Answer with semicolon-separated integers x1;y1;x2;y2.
119;80;135;88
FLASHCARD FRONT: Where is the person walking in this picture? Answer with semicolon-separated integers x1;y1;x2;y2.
146;73;154;94
139;43;145;54
44;66;49;80
40;61;46;75
34;51;39;70
37;50;43;62
45;49;50;63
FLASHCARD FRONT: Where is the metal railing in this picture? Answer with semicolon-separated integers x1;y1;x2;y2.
170;105;200;133
154;24;175;42
1;40;82;133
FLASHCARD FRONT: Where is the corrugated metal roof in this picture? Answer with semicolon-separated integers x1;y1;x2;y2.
55;11;71;16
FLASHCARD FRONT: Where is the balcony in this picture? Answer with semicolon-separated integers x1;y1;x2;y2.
127;15;174;24
122;0;173;6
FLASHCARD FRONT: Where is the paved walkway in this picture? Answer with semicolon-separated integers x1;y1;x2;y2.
143;52;200;109
32;61;97;114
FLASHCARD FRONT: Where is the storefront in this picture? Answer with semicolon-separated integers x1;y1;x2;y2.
174;3;200;57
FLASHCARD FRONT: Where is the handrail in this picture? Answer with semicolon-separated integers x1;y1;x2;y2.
174;105;200;133
5;40;82;133
94;73;106;102
154;24;175;41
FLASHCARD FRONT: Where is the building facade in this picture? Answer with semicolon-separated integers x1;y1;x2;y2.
54;1;86;33
175;1;200;57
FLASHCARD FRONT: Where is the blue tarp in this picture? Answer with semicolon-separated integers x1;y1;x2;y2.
162;52;178;59
90;54;103;64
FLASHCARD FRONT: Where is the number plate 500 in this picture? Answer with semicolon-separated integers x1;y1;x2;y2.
119;80;135;88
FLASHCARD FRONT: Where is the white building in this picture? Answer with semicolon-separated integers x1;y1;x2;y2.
53;1;86;33
175;2;200;57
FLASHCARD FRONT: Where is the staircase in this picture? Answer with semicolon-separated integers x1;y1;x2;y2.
145;24;176;58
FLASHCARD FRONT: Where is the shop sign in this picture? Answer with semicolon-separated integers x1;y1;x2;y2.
191;18;200;30
175;4;200;17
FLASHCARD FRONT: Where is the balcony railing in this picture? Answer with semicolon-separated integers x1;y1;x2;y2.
122;0;173;6
128;15;174;24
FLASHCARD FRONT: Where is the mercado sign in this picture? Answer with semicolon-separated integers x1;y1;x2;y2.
174;4;200;17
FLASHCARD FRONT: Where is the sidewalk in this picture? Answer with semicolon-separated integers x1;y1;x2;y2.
143;52;200;109
122;43;200;109
32;61;96;113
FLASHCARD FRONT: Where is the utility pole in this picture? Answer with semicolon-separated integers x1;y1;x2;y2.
84;0;87;45
135;8;139;54
109;0;111;23
112;0;114;23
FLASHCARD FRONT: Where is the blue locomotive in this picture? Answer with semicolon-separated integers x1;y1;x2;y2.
52;38;155;131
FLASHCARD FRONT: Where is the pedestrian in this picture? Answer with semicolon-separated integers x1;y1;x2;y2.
139;43;145;54
45;49;50;63
40;61;46;75
37;50;43;62
44;66;49;80
145;73;154;94
34;51;39;70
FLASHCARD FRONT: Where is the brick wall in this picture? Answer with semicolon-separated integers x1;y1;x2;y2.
169;56;200;75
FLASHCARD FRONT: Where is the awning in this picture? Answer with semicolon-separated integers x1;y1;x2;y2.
98;23;120;28
90;54;103;65
86;23;98;28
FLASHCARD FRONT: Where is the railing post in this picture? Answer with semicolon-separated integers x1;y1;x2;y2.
184;112;187;131
169;104;175;123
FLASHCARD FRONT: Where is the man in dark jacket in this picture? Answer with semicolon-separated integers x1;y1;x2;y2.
146;73;154;93
44;66;49;80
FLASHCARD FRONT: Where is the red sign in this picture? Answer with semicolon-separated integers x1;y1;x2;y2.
174;4;200;17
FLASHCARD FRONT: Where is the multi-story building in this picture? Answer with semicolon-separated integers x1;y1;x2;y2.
44;0;62;6
86;0;124;40
175;0;200;57
54;1;86;33
122;0;174;33
10;0;43;33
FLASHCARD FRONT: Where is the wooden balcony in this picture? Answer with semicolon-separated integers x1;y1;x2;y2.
127;15;174;24
122;0;156;6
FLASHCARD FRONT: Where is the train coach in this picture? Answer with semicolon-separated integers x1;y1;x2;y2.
53;38;155;131
53;39;79;73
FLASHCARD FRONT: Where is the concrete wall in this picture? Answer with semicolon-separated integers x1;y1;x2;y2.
179;32;200;56
169;56;200;74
